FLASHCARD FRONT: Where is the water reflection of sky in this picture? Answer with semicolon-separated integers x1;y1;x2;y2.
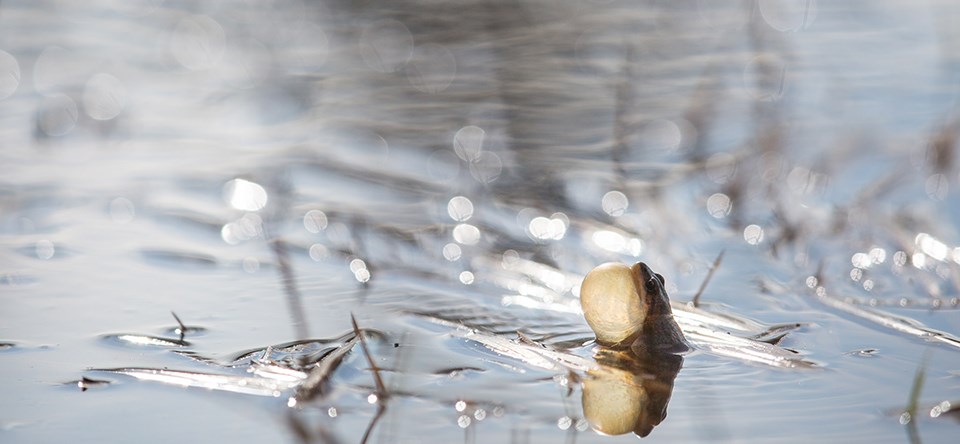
2;0;960;443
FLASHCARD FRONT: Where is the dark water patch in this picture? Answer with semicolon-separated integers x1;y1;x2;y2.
0;274;38;286
15;241;74;260
0;342;16;351
139;249;218;269
432;366;486;376
152;209;227;237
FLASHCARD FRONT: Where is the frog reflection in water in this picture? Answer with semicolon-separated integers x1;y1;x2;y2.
579;262;688;437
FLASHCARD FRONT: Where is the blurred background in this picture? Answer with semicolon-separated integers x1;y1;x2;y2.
2;0;960;443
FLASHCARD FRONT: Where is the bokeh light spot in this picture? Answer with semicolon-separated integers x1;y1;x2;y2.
706;193;732;219
447;196;474;222
601;190;628;216
303;210;328;233
469;151;503;184
759;0;817;32
171;15;226;70
743;55;787;101
359;19;413;73
527;216;567;241
406;43;456;93
309;244;329;261
37;94;78;137
83;73;126;120
442;243;462;261
743;224;764;245
637;119;682;152
453;224;480;245
223;178;268;212
35;240;55;260
0;50;20;100
705;153;737;184
453;126;485;162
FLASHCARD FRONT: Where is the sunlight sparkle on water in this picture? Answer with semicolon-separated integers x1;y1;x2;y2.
221;213;263;245
224;178;268;211
447;196;474;222
528;216;566;241
743;224;764;245
601;191;628;216
915;233;948;261
453;126;484;162
590;230;642;256
442;243;462;261
303;210;328;233
83;73;126;120
350;258;371;283
707;193;732;219
851;252;871;269
0;50;19;100
171;15;225;70
453;223;480;245
359;19;413;73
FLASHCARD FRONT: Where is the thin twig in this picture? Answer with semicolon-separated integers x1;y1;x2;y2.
351;314;387;397
352;314;388;444
692;250;725;308
170;311;187;341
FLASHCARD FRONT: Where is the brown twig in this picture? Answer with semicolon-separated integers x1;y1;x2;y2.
171;311;187;342
351;314;388;444
692;250;725;308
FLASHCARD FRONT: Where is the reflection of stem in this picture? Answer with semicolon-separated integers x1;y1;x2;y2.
360;404;387;444
273;239;310;340
265;175;310;342
611;42;636;189
905;351;931;444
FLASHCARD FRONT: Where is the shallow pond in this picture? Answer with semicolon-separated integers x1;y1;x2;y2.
2;1;960;443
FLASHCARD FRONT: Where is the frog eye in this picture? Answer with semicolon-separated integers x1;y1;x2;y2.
644;274;661;293
655;273;665;285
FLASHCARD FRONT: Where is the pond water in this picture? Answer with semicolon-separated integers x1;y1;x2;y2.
2;1;960;443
